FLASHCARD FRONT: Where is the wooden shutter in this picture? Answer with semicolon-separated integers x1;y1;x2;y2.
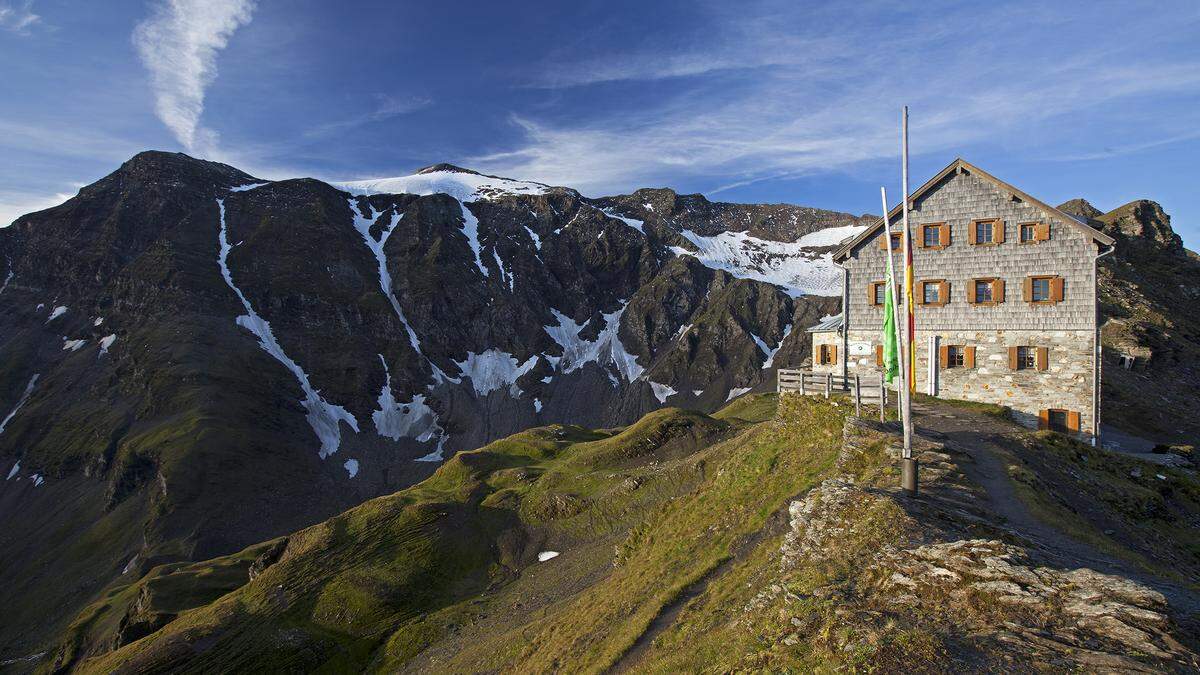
1008;347;1019;370
829;345;838;364
938;280;950;306
875;344;883;366
1023;277;1033;302
1066;410;1081;432
992;278;1005;303
1036;347;1049;371
967;223;977;245
938;222;950;247
1050;277;1064;303
938;345;949;368
917;281;927;305
964;346;976;369
1038;409;1050;430
878;232;889;250
868;282;878;305
967;279;978;304
994;220;1006;243
1035;222;1051;241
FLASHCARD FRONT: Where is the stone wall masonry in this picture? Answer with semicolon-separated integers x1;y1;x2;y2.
843;328;1095;436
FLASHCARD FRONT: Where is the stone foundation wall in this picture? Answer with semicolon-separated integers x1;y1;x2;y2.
843;328;1095;436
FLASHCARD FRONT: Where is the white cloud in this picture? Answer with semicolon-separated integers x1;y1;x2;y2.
0;188;78;228
303;94;433;138
0;0;40;34
471;2;1200;196
132;0;256;156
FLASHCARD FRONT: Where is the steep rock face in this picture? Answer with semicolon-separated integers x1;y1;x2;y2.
0;152;861;659
1058;198;1200;444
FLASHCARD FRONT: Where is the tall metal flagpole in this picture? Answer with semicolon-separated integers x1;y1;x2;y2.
899;106;918;496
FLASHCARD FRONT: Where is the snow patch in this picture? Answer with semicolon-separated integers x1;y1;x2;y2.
62;338;86;352
348;200;427;360
599;208;645;235
692;389;704;396
0;375;38;437
122;555;138;575
343;459;359;478
93;317;104;326
544;306;645;384
0;262;12;296
762;323;793;369
537;551;560;562
217;199;359;459
372;355;448;461
533;398;543;413
524;225;542;250
670;229;851;297
674;323;692;340
5;461;18;480
749;332;771;357
98;334;117;356
726;387;752;401
642;202;655;212
230;181;269;192
45;305;67;323
650;381;677;404
795;223;869;247
454;350;537;397
30;474;43;487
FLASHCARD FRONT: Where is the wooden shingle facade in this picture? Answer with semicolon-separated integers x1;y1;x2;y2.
816;159;1115;441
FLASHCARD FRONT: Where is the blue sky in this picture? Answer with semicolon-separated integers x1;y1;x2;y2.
2;0;1199;247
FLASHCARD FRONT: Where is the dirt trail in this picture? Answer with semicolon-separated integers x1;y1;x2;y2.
910;400;1200;618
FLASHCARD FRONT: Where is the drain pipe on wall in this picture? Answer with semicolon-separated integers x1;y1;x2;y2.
1093;242;1116;447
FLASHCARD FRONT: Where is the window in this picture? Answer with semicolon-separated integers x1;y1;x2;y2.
919;279;948;306
816;343;838;365
974;279;993;303
878;231;904;251
1040;408;1080;433
969;277;1005;305
947;346;965;367
923;283;939;305
1031;277;1050;302
870;280;887;306
1024;275;1063;304
975;220;993;244
1020;223;1036;243
970;218;1005;245
1047;409;1069;432
1016;346;1036;370
923;225;939;248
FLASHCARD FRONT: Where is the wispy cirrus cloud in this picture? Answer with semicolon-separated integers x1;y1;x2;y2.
132;0;256;156
303;93;433;139
472;1;1200;197
0;0;40;34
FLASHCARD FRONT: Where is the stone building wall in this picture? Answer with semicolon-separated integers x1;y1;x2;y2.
811;331;840;375
843;328;1095;435
837;164;1101;438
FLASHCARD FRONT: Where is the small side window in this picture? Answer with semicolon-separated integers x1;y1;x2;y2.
1020;223;1037;243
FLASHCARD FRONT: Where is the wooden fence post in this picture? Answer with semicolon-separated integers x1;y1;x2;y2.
800;373;806;396
825;373;831;399
880;374;886;422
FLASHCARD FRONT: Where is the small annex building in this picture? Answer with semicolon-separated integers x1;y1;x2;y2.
810;158;1115;441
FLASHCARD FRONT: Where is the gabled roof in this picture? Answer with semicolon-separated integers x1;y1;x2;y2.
807;314;843;333
833;158;1115;261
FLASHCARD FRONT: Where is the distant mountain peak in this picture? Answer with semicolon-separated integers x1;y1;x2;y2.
415;163;482;176
1057;198;1103;221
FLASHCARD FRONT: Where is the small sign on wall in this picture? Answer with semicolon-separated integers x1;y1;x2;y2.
849;341;871;356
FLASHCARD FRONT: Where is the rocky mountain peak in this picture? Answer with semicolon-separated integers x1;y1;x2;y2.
1096;199;1183;254
1056;198;1103;222
415;163;482;175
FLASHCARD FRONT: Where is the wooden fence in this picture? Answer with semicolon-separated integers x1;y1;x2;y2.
777;369;889;421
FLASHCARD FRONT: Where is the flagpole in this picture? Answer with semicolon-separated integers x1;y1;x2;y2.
899;106;917;496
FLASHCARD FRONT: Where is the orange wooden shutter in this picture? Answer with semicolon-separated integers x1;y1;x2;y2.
939;280;950;306
830;345;838;364
878;233;888;250
992;278;1005;303
868;282;877;304
1023;277;1033;302
1050;277;1064;302
1038;409;1050;430
1036;347;1049;371
938;345;949;368
875;344;883;366
1035;222;1051;241
964;346;976;368
967;223;977;245
994;220;1006;243
967;279;978;304
917;282;927;305
1008;347;1019;370
939;222;950;247
1066;411;1081;432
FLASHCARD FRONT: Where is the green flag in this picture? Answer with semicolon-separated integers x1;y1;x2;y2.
881;279;900;384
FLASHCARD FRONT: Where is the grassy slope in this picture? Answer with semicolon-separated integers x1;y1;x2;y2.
55;394;846;673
